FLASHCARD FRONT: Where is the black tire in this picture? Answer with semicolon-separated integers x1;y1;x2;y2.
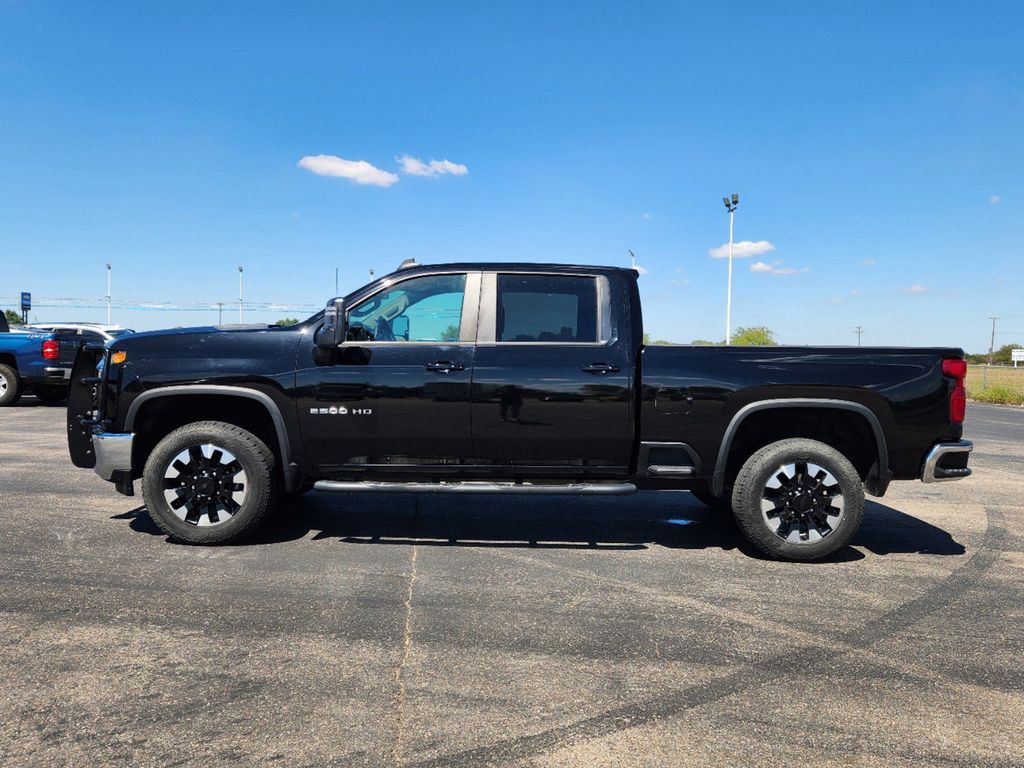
690;482;731;513
731;438;864;561
32;384;68;403
142;421;278;544
0;363;21;406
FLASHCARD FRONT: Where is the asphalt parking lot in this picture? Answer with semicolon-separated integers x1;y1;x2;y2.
1;401;1022;767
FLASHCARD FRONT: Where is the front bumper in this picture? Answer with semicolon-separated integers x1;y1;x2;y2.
93;432;134;481
921;440;973;483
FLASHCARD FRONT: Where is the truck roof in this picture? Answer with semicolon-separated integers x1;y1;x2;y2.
393;261;638;276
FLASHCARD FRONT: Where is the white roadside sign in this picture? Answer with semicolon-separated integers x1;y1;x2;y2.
1012;348;1024;364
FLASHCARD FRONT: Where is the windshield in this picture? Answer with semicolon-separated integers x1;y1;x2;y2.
107;329;134;338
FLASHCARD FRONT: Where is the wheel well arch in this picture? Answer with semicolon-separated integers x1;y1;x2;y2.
125;386;294;489
711;399;889;497
0;353;17;370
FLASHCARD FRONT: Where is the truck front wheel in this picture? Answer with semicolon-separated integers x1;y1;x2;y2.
731;438;864;561
142;421;278;544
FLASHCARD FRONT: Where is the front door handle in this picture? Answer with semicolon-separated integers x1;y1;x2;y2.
425;360;465;373
582;362;620;374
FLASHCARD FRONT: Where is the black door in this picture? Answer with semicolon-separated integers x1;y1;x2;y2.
470;272;633;476
296;271;478;475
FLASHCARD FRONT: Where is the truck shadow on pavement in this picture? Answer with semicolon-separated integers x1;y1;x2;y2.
115;491;966;561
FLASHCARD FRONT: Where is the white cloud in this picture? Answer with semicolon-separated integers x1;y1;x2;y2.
708;240;775;259
750;260;808;276
902;284;929;294
297;155;399;187
641;212;653;219
670;278;690;286
861;258;877;266
634;264;649;275
850;289;861;297
398;155;469;177
989;195;1003;204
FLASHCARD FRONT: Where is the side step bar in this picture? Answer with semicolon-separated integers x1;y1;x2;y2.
313;480;637;495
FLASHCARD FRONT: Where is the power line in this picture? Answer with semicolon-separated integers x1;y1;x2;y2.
0;296;320;313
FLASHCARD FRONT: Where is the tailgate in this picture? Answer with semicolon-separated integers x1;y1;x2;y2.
53;329;84;369
66;344;106;468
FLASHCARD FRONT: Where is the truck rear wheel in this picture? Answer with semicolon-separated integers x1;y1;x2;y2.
142;421;278;544
32;384;67;403
731;438;864;561
0;363;21;406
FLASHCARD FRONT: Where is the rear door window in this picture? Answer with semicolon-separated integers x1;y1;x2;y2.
495;274;598;343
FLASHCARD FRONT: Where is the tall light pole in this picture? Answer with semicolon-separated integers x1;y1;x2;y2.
238;266;244;323
855;326;863;346
722;193;739;344
106;263;112;325
217;302;224;325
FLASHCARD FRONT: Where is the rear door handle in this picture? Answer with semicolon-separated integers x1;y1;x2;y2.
582;362;620;374
425;360;465;373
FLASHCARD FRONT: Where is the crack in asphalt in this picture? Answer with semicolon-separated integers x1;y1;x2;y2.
404;507;1006;768
392;544;418;767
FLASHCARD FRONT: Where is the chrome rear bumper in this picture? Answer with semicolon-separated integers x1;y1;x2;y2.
921;440;973;483
93;432;134;481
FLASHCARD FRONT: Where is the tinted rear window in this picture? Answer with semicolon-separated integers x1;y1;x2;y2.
496;274;598;343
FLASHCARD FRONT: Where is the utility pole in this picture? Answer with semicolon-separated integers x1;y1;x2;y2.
238;266;244;323
722;194;739;344
106;263;112;325
335;267;339;296
855;326;863;346
217;302;223;325
988;317;1000;365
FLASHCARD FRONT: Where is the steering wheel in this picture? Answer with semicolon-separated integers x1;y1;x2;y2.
375;317;395;342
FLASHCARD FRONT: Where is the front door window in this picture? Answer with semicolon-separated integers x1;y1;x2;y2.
347;274;466;342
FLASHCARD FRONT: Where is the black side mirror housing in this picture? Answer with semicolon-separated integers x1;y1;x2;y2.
314;298;347;349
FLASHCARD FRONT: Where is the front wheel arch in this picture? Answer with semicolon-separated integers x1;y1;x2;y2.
127;388;297;491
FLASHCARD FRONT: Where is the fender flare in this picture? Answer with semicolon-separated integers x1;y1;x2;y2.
124;385;296;490
711;398;889;497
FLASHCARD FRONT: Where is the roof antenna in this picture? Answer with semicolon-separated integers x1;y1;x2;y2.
397;258;418;271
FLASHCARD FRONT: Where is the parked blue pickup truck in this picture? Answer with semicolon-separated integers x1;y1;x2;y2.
0;313;72;405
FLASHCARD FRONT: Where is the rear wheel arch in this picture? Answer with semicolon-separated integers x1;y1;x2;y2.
126;386;296;490
711;399;889;497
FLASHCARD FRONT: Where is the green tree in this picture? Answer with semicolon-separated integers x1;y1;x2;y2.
439;324;460;342
689;339;721;346
731;326;777;346
642;333;673;345
990;343;1022;365
274;318;300;327
4;309;22;326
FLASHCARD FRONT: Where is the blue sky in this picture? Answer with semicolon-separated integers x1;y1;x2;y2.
1;1;1021;350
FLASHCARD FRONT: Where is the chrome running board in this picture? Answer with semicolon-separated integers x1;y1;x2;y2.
313;480;637;495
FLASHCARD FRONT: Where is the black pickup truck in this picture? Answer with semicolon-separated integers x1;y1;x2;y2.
67;262;973;560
